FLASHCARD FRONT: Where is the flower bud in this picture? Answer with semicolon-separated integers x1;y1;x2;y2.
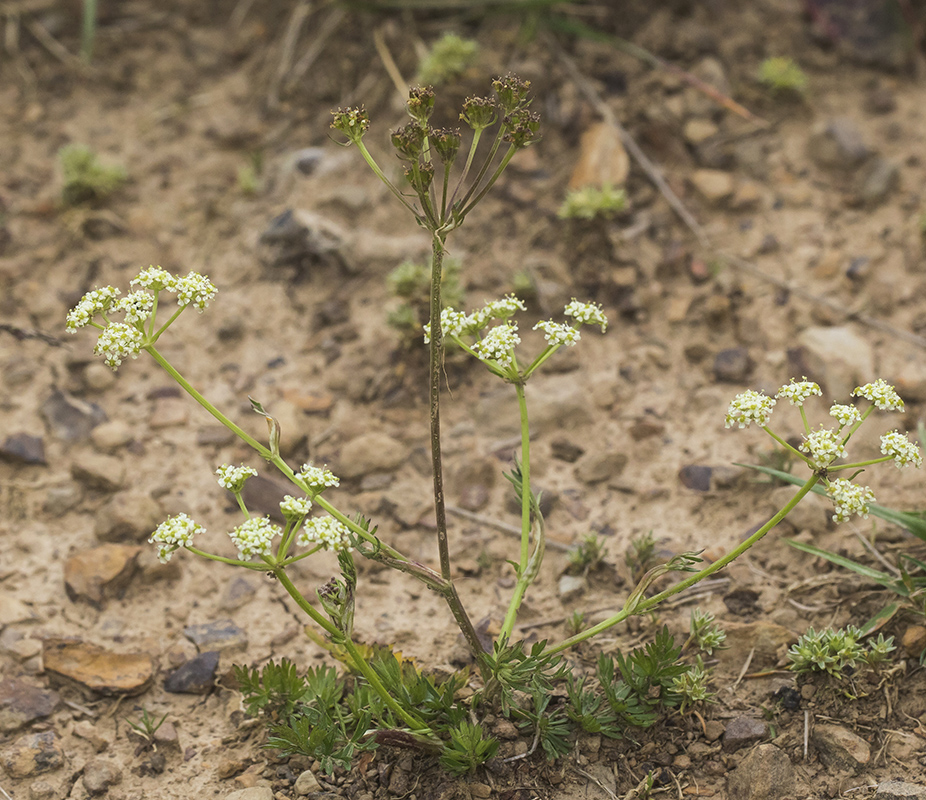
431;127;462;166
460;96;496;131
330;106;370;144
493;74;531;114
406;86;435;124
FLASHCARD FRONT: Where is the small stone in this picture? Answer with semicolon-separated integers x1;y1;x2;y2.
197;426;236;446
294;769;321;795
164;651;221;694
490;718;519;740
41;388;107;441
713;347;753;383
720;621;798;669
796;326;874;400
73;720;111;752
902;625;926;658
337;432;408;479
568;121;629;189
704;719;725;742
28;779;56;800
723;716;767;752
217;757;247;779
90;420;133;452
628;417;665;441
83;363;117;392
0;433;46;465
551;438;584;463
220;577;257;611
470;783;492;799
281;388;335;414
857;156;899;206
94;492;164;542
149;397;189;429
43;483;84;514
812;723;870;772
574;451;628;485
678;465;712;492
875;781;926;800
0;679;60;733
82;757;122;796
690;168;735;206
64;544;142;608
731;180;764;211
0;631;42;662
225;789;274;800
726;743;795;800
183;620;248;652
0;594;36;626
71;452;125;492
808;118;869;170
239;474;288;522
153;721;180;751
683;118;718;145
0;731;65;778
558;574;587;602
42;639;155;696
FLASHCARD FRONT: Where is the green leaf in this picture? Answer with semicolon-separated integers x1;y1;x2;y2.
786;540;907;595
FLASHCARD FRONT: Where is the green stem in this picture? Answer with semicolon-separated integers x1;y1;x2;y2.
459;145;518;219
546;474;823;655
761;425;809;465
274;568;342;640
187;546;274;571
355;141;420;219
429;232;451;581
830;457;892;471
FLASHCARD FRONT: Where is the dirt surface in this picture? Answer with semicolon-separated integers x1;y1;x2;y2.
3;1;926;798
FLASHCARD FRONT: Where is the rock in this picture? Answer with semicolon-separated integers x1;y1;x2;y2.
628;417;665;441
683;119;718;145
731;180;764;211
225;788;274;800
452;456;496;512
726;743;795;800
902;626;926;658
795;327;874;400
857;156;899;206
529;377;589;435
0;433;46;465
94;492;164;542
294;769;321;795
558;574;587;602
720;621;798;669
713;347;753;383
40;388;107;441
690;169;735;206
723;716;767;752
0;731;65;778
42;639;155;696
281;388;335;415
239;474;288;522
64;544;142;607
337;432;408;479
70;452;126;492
73;720;111;752
568;121;630;189
551;438;584;463
90;420;133;452
0;594;36;626
875;781;926;799
895;361;926;403
812;723;870;772
82;757;122;796
765;484;831;533
42;483;84;514
678;465;712;492
83;363;117;392
27;779;56;799
220;577;257;611
183;620;248;652
0;630;42;661
0;679;60;732
149;397;189;429
574;451;628;485
808;118;870;170
164;651;221;694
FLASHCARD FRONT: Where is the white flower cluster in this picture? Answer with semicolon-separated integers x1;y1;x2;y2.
564;299;608;332
724;390;776;429
229;517;281;560
800;427;847;469
215;464;258;492
829;404;861;427
826;478;876;524
115;291;154;326
426;295;527;343
280;494;312;520
473;322;520;369
853;379;904;412
66;286;121;332
776;379;822;406
533;320;580;347
175;272;217;311
297;516;352;552
149;513;204;563
130;266;176;291
297;464;340;491
880;431;923;469
94;323;144;369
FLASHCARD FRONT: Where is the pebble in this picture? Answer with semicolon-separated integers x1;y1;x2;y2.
712;347;753;383
796;326;874;399
0;594;36;626
90;420;133;452
28;779;56;799
149;397;190;429
689;168;735;206
64;543;142;608
551;437;584;463
0;678;60;733
43;483;84;514
812;723;870;772
722;716;768;752
720;620;797;669
225;788;274;800
294;769;321;795
857;156;899;206
558;574;587;602
40;388;107;441
42;639;155;696
0;433;46;465
0;731;65;778
164;651;221;694
678;465;712;492
529;377;589;435
82;757;122;796
628;416;665;441
183;619;248;652
902;625;926;658
73;720;111;752
683;118;718;145
337;432;408;480
725;743;795;800
0;630;42;661
220;577;257;611
807;118;870;170
568;121;629;189
94;491;163;542
71;452;126;492
875;781;926;799
865;86;897;115
239;474;289;522
574;451;628;485
83;363;117;392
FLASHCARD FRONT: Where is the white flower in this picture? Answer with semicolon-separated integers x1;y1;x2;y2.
853;379;904;412
826;478;875;524
724;390;776;429
280;495;312;521
533;320;580;346
175;271;217;311
149;513;204;563
297;516;352;552
297;464;340;492
829;404;861;427
482;294;526;321
66;286;121;332
94;323;144;369
776;378;822;406
473;322;520;368
229;517;281;560
130;266;177;292
800;427;847;469
880;431;923;469
215;464;258;492
115;291;154;327
424;308;469;344
564;299;608;332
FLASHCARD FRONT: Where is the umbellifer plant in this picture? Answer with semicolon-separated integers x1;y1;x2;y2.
66;77;921;773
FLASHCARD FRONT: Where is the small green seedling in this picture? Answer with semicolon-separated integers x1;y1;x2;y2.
788;625;895;679
558;185;627;221
59;144;128;206
125;708;168;743
757;57;808;96
567;532;608;575
417;33;478;86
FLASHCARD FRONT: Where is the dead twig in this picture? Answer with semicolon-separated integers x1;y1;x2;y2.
729;646;754;692
24;16;86;69
0;324;64;346
269;0;312;109
575;767;618;800
446;505;570;551
373;24;408;101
